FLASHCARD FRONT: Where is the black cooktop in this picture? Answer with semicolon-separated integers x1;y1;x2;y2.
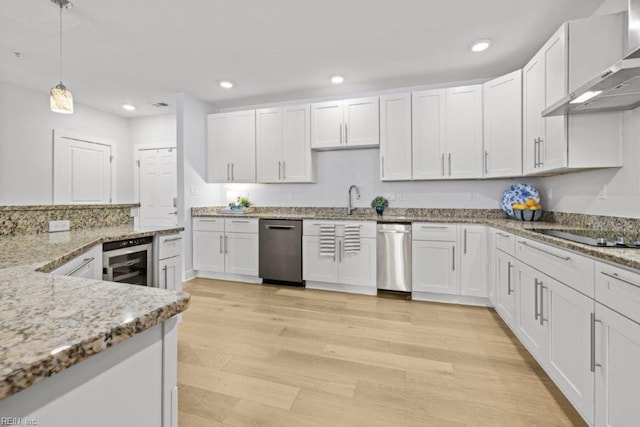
531;229;640;248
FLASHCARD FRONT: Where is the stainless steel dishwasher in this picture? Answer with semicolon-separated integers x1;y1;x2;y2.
259;219;303;286
377;223;412;292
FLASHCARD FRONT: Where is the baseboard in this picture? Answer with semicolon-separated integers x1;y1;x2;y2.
194;270;262;284
306;281;377;296
411;291;491;307
183;269;195;282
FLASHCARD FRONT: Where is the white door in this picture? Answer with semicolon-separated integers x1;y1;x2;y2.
459;226;487;298
412;240;457;294
547;278;595;425
225;232;259;276
227;111;256;182
337;237;376;287
380;93;412;181
206;113;233;182
412;89;446;179
495;251;516;328
302;235;338;283
53;132;112;204
256;107;283;183
138;148;177;227
523;53;544;175
193;231;225;273
445;85;483;178
343;97;380;148
595;302;640;427
515;262;549;365
483;70;523;178
159;255;181;291
311;101;343;149
282;104;312;183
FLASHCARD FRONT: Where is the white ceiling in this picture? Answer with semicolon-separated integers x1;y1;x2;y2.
0;0;605;118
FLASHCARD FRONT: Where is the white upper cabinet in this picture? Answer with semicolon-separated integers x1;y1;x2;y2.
445;85;483;179
257;104;314;183
380;93;412;181
523;14;624;176
483;70;523;178
412;89;446;180
311;97;379;150
206;110;256;183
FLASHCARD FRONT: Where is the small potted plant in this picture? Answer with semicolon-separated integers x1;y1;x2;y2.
371;196;389;215
236;196;251;210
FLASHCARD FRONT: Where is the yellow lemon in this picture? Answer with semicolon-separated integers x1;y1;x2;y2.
526;198;538;207
512;203;526;210
530;205;541;210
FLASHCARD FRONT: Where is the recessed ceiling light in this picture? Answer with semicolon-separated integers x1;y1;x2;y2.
330;75;345;84
122;104;136;111
471;39;491;52
219;80;234;89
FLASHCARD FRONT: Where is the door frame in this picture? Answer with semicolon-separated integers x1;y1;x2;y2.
52;129;116;204
133;142;177;204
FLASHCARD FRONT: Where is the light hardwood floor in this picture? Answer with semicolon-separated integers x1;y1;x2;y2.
178;279;585;426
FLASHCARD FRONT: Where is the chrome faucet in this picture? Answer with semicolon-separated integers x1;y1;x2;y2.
347;185;360;215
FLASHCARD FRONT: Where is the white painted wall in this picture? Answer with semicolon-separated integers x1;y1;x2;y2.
176;92;219;280
0;81;135;205
130;114;176;146
593;0;627;16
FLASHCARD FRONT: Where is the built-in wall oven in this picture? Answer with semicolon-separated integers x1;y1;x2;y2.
103;236;153;287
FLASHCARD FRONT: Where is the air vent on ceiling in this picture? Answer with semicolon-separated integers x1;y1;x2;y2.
152;102;170;108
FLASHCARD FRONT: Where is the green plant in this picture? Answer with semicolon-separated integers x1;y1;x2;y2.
371;196;389;209
237;196;251;208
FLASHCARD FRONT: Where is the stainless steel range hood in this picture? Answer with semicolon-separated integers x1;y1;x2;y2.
543;0;640;116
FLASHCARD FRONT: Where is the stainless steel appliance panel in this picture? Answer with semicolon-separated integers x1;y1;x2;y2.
103;236;153;287
377;223;412;292
259;219;303;285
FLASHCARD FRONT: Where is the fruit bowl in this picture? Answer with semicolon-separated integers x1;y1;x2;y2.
512;208;543;221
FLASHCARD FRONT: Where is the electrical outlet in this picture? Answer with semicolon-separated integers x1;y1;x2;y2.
398;192;406;201
49;220;70;233
386;192;396;201
598;184;607;200
547;187;553;201
467;191;475;201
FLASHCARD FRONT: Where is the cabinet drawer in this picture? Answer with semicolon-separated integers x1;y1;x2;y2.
412;223;457;241
193;217;224;232
596;261;640;324
515;237;594;297
225;218;258;233
158;233;182;260
303;220;376;238
52;245;102;279
495;230;516;255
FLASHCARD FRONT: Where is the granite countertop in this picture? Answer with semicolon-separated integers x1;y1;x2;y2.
193;207;640;271
0;224;189;400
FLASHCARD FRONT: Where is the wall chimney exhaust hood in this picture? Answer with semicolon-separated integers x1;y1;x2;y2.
543;0;640;116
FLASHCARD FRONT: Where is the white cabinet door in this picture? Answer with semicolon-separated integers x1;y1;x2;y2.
412;240;457;295
459;226;487;297
343;97;379;148
206;113;233;182
445;85;483;178
522;53;544;176
52;245;102;280
193;230;225;273
311;101;343;149
228;110;257;182
282;104;313;183
225;233;259;276
483;70;523;178
303;235;338;283
496;250;516;328
380;93;412;181
412;89;446;180
256;107;283;183
337;237;376;287
515;261;549;365
547;278;595;425
159;255;181;291
595;303;640;427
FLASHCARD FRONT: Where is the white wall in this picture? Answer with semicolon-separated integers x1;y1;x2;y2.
0;81;135;205
130;114;176;146
593;0;627;15
176;92;219;280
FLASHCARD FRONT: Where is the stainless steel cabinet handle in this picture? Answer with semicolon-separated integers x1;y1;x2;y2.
463;229;467;254
265;225;295;230
539;282;546;325
163;237;182;243
227;163;230;181
484;151;489;175
66;257;95;276
534;278;540;321
448;153;452;176
381;156;385;178
538;138;544;167
339;123;343;144
231;220;250;223
224;235;228;253
518;240;571;261
533;139;538;168
497;231;511;238
219;235;223;253
278;161;282;180
452;246;455;271
441;153;445;177
590;313;602;372
163;265;168;288
338;240;342;263
282;161;286;180
198;219;218;222
421;226;448;230
231;163;234;180
345;123;348;144
601;271;640;289
507;261;513;295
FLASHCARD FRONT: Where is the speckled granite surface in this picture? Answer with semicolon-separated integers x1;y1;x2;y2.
0;204;138;236
193;206;640;271
0;224;189;400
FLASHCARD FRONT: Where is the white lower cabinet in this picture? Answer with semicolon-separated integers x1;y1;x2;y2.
192;218;259;281
412;240;457;294
156;233;183;291
459;225;487;297
495;250;516;328
514;261;549;363
302;221;376;294
51;245;102;280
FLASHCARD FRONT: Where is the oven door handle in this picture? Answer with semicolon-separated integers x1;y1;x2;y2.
105;266;114;281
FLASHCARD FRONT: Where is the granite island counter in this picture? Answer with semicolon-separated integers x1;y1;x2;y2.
0;224;189;427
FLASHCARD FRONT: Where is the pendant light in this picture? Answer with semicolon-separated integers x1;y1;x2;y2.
50;0;74;114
